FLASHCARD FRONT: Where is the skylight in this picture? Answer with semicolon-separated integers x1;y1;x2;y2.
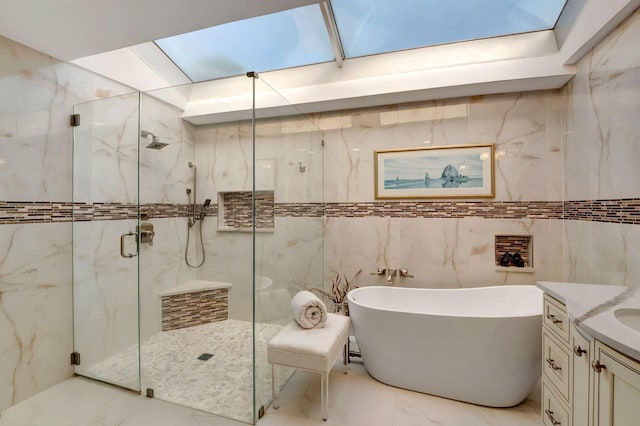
332;0;568;58
155;0;568;83
155;4;334;82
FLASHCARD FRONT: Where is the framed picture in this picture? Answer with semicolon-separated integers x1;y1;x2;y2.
374;144;495;199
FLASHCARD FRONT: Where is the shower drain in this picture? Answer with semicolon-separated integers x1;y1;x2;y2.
197;353;214;361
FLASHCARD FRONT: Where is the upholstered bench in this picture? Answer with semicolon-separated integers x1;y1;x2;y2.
267;313;350;421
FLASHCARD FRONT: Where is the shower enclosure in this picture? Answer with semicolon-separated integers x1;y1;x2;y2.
71;75;325;424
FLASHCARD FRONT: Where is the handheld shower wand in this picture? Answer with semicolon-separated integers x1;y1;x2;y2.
185;162;207;268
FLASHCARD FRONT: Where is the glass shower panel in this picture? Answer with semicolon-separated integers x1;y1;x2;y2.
252;76;325;420
138;80;258;424
72;92;141;391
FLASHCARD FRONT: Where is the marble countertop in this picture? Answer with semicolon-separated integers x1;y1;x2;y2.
537;281;640;361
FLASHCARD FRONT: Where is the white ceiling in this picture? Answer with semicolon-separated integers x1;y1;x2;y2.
0;0;319;61
1;0;639;124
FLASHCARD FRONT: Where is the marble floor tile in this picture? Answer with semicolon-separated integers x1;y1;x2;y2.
84;320;290;424
0;359;541;426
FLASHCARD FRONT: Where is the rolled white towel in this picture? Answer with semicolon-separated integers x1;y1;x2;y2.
290;290;328;329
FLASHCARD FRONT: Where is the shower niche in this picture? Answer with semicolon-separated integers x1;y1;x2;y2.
217;190;275;232
494;234;534;272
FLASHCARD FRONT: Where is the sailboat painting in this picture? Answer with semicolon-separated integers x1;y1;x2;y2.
374;144;495;199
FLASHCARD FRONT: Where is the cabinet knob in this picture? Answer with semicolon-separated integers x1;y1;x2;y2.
573;345;587;357
592;360;606;373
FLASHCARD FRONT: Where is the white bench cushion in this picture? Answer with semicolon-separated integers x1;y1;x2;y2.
268;313;350;373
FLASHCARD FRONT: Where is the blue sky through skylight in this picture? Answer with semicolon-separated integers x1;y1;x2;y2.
155;0;568;82
155;4;333;82
331;0;567;58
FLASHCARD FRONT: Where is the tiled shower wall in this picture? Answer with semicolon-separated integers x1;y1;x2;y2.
0;35;135;411
563;7;640;286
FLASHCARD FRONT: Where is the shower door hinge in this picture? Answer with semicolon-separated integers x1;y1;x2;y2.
70;352;81;365
70;114;80;127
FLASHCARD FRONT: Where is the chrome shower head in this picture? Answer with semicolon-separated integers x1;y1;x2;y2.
141;130;169;150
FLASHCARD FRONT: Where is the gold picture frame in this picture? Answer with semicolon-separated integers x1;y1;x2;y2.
374;144;495;199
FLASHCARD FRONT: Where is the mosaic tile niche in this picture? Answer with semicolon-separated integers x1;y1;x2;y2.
495;235;533;270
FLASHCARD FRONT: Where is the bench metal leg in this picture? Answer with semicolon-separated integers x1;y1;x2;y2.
272;364;279;410
321;372;329;421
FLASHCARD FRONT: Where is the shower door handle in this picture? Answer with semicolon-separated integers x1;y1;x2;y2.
120;231;139;258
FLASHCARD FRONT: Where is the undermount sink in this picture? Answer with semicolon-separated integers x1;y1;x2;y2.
614;308;640;333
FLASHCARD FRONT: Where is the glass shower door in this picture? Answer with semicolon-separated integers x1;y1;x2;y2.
71;92;141;391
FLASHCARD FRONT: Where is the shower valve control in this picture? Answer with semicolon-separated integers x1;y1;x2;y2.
137;222;155;245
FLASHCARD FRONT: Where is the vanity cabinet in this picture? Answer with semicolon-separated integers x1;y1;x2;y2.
541;293;640;426
593;341;640;426
542;294;573;426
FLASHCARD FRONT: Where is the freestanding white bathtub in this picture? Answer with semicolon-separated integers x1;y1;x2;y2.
347;285;542;407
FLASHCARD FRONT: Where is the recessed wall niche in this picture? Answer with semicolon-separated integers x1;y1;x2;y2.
495;234;533;272
217;190;275;232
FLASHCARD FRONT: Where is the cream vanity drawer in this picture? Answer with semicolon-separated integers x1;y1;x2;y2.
543;382;571;426
543;331;571;401
544;294;569;343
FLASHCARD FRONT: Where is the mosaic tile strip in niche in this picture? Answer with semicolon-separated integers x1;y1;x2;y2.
4;199;640;224
495;235;532;267
221;191;274;229
161;288;229;331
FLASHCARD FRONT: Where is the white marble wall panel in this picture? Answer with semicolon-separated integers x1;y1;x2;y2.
195;118;323;203
320;93;563;203
325;216;562;289
72;219;139;390
563;9;640;285
321;101;469;203
139;94;196;204
195;217;324;323
0;35;140;413
0;223;72;411
195;122;253;197
138;217;197;339
564;220;640;288
0;35;133;203
73;93;140;204
467;92;564;202
565;8;640;201
255;119;324;203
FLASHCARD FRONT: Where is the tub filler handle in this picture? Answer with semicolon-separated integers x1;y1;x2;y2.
399;269;414;279
370;267;387;276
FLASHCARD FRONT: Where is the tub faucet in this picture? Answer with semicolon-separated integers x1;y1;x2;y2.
386;268;397;284
370;267;386;276
399;268;414;279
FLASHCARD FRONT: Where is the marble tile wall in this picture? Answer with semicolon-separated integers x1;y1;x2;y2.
0;35;134;412
563;7;640;286
317;92;565;289
194;116;325;324
72;90;200;384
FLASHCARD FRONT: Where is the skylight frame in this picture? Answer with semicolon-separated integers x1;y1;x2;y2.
329;0;569;59
154;3;335;83
153;0;570;83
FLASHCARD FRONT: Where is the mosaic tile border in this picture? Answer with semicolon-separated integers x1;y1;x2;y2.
563;199;640;224
324;201;564;219
2;199;640;225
